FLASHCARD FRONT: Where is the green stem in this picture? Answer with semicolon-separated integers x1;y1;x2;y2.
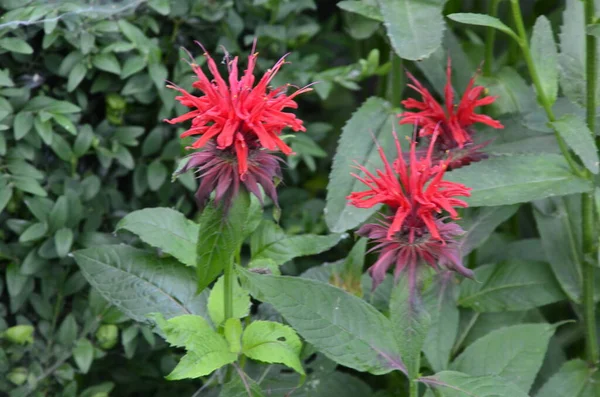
389;51;403;106
409;367;419;397
223;260;234;322
582;0;599;366
509;0;583;176
484;0;501;76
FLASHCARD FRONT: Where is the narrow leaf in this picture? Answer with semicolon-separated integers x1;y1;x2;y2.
447;13;520;43
458;205;520;256
550;114;599;174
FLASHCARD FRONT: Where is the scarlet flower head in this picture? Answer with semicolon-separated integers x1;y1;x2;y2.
177;140;282;210
399;58;503;151
164;41;311;178
347;129;472;290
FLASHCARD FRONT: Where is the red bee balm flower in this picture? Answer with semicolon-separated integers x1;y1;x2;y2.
399;58;503;152
164;42;311;178
347;130;473;289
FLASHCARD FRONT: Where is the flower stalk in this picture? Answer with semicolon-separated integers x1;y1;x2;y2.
583;0;599;366
484;0;501;76
509;0;582;176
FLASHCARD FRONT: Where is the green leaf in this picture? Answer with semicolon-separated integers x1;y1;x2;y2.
50;133;74;162
390;276;431;378
2;325;34;344
34;116;53;145
57;314;78;346
23;97;81;113
220;376;266;397
19;222;48;243
72;245;209;323
458;205;520;257
54;228;74;258
451;323;557;392
0;69;14;87
242;320;304;375
152;314;237;380
446;154;592;206
14;112;33;140
121;55;147;79
49;195;69;232
116;208;198;267
420;371;528;397
0;37;34;54
12;176;47;197
237;267;402;375
67;62;87;92
224;318;242;353
73;339;94;374
196;193;258;292
423;273;459;373
0;185;13;214
326;97;400;232
379;0;445;61
207;276;251;327
458;261;566;312
531;16;559;105
51;113;77;135
250;221;341;268
73;125;94;157
550;114;599;174
337;1;383;22
148;0;170;15
447;13;520;43
536;359;599;397
92;53;121;75
147;160;167;191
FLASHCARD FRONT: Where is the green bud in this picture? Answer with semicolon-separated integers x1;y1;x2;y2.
7;367;27;385
2;325;34;345
95;324;118;350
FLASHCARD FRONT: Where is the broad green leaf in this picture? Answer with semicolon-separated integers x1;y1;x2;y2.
67;62;87;92
92;53;121;75
250;221;341;268
147;160;167;191
54;228;74;258
536;359;600;397
207;276;251;327
237;267;402;375
72;245;209;323
326;97;401;232
121;55;147;79
152;314;237;380
148;62;168;90
390;276;430;378
241;320;304;375
14;112;33;140
224;318;242;354
420;371;528;397
12;176;47;197
2;325;33;344
337;0;383;21
148;0;170;15
196;193;260;292
533;196;582;302
23;97;81;114
57;314;78;345
451;323;557;392
446;154;592;206
116;208;198;267
458;205;520;257
531;16;559;105
34;116;53;145
50;134;73;162
447;13;519;43
0;185;13;214
0;38;34;54
51;113;76;135
550;114;599;174
0;69;14;87
458;261;566;312
73;339;94;374
19;222;47;243
49;195;68;232
477;67;536;115
423;273;459;373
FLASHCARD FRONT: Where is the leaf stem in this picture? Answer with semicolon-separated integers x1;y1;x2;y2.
484;0;501;76
224;254;235;322
389;51;403;106
582;0;599;366
509;0;582;176
409;361;419;397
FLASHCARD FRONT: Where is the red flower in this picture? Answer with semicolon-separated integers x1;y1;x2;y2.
347;129;471;242
398;58;503;150
164;42;311;178
176;140;282;210
347;129;473;290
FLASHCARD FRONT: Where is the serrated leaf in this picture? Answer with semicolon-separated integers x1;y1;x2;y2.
379;0;445;61
338;1;383;22
72;245;209;323
237;267;402;375
325;97;400;232
550;114;599;174
446;154;592;206
423;273;459;373
447;13;520;42
242;321;304;375
250;221;341;268
536;359;600;397
531;16;559;105
420;371;528;397
116;208;198;267
458;261;566;312
458;205;520;257
207;276;251;327
92;53;121;75
390;275;430;378
451;323;557;392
